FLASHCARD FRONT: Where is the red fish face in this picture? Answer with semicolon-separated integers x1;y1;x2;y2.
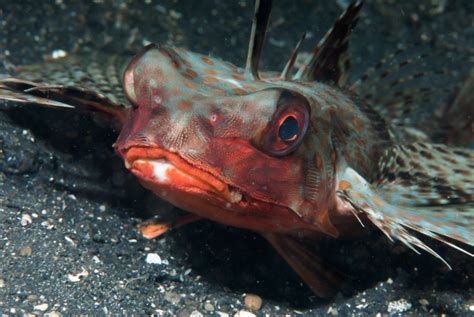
114;44;339;234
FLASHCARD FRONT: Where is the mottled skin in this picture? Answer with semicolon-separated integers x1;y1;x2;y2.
0;0;472;297
116;44;390;237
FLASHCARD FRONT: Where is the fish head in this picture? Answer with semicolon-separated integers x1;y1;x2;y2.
115;44;338;234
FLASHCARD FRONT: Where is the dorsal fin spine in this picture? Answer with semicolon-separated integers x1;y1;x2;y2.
280;32;307;80
245;0;273;80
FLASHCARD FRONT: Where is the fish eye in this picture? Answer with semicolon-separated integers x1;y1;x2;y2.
278;115;299;141
261;90;310;156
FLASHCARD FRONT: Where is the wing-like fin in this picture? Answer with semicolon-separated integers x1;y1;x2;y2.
0;78;127;123
262;233;342;298
350;47;406;91
294;1;363;86
375;143;473;206
349;42;471;144
245;0;273;80
0;81;74;109
336;144;474;266
0;53;130;123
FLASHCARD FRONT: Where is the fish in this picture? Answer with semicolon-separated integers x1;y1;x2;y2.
0;0;472;297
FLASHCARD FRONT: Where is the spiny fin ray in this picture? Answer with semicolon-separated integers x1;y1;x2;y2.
337;160;473;267
295;1;363;86
0;54;130;121
245;0;273;80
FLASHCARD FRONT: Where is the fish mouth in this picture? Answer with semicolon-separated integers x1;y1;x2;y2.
124;147;243;204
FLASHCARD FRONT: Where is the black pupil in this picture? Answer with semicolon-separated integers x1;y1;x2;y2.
278;116;299;141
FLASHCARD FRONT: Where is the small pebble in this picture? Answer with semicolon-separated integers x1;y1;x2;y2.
21;214;32;226
34;303;49;312
27;294;38;303
327;306;338;316
387;298;412;313
51;49;67;59
419;299;429;306
145;253;162;265
169;9;182;19
67;268;89;282
234;311;256;317
45;312;62;317
244;294;263;311
190;310;203;317
204;302;215;311
216;312;229;317
20;246;32;256
41;220;55;230
164;291;181;305
0;278;5;288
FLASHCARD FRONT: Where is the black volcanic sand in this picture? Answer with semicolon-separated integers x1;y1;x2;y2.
0;0;473;315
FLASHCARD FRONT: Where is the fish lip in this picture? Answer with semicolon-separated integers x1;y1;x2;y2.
124;146;243;203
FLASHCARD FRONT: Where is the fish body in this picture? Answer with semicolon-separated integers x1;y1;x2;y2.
0;0;472;297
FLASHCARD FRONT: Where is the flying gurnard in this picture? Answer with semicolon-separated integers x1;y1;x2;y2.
0;0;473;297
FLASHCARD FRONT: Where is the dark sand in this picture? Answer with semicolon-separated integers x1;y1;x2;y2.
1;0;473;315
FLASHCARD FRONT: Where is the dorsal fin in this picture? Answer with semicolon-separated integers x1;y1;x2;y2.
245;0;273;80
295;1;363;86
280;32;306;80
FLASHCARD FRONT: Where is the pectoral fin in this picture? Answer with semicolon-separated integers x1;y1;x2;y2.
0;54;130;123
336;150;473;267
262;233;342;298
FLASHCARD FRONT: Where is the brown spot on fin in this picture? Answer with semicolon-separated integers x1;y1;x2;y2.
245;0;273;80
6;53;130;106
0;53;131;123
337;166;473;269
375;143;473;207
262;233;342;298
295;1;363;86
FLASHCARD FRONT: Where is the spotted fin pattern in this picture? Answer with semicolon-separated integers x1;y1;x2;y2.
0;54;130;120
375;143;473;206
337;143;473;266
350;44;472;145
